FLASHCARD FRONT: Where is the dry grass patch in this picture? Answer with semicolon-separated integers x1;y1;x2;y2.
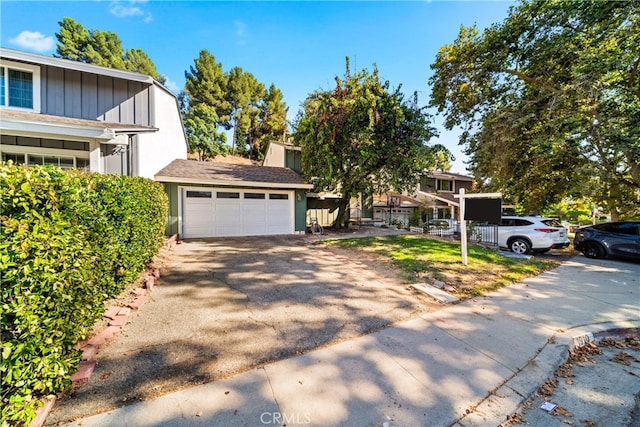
324;234;560;299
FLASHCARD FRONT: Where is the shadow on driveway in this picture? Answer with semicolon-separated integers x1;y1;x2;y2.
48;235;440;424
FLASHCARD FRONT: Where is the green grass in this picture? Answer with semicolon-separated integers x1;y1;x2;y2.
324;234;559;299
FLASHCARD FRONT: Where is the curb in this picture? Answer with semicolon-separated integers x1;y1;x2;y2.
454;320;640;427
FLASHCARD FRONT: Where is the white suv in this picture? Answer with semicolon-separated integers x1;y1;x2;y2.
498;216;570;254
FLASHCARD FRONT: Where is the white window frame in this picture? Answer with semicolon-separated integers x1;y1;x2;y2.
0;59;41;113
0;146;89;170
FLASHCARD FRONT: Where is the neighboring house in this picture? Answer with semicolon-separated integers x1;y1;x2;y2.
155;159;313;238
0;47;187;178
372;192;419;226
263;140;374;227
408;171;475;220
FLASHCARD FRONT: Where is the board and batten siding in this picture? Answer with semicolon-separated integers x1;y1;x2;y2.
40;65;152;126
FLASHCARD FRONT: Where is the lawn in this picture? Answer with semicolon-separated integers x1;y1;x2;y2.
323;234;560;299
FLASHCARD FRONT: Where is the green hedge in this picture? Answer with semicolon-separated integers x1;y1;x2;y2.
0;163;168;426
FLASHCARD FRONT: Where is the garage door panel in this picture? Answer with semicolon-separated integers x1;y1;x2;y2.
182;187;293;238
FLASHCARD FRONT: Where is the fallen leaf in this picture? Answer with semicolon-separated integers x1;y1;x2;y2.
552;406;573;417
561;419;574;425
566;378;574;385
101;372;112;380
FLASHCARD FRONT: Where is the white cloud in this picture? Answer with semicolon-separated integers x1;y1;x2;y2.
234;20;248;45
9;30;55;52
109;1;146;19
144;12;153;23
234;20;247;37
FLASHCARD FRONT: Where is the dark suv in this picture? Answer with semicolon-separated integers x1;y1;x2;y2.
573;221;640;260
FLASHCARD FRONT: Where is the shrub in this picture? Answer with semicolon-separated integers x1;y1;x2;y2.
0;163;167;425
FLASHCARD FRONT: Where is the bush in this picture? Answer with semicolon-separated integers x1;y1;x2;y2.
0;163;167;425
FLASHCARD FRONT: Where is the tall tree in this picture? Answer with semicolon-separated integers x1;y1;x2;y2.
295;59;446;228
55;17;164;82
227;67;266;155
252;84;289;159
184;50;230;126
429;0;640;219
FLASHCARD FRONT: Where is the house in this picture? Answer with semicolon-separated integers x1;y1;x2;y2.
0;47;187;178
263;141;475;227
155;159;313;238
264;140;377;227
409;171;475;220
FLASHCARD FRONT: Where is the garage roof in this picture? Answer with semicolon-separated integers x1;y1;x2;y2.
155;159;314;189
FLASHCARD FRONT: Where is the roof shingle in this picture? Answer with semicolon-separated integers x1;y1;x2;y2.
155;159;312;188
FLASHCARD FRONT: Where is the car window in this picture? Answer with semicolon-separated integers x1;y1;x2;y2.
542;219;562;227
611;223;640;236
515;219;533;226
500;218;516;226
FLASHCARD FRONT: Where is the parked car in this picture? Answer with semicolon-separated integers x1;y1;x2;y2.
573;221;640;260
497;216;570;254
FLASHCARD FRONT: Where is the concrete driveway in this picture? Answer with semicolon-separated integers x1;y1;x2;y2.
48;235;438;424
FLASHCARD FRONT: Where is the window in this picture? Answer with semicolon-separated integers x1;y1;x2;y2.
420;177;435;192
186;191;212;198
0;61;40;112
1;152;88;170
217;192;240;199
244;193;266;199
438;179;453;191
269;194;288;200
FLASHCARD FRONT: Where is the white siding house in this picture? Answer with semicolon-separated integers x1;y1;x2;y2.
0;47;187;178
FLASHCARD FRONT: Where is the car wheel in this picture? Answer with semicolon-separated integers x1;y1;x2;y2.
510;238;532;255
581;241;606;259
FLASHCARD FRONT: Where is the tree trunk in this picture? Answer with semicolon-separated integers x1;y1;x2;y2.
332;197;350;229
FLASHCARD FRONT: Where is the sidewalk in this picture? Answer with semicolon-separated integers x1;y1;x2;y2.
62;256;640;427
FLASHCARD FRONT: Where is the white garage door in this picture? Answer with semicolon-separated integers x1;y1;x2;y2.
181;187;294;238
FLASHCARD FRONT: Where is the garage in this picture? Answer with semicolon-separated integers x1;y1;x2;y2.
181;187;293;238
155;159;314;239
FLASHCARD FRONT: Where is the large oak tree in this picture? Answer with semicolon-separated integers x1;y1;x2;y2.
294;60;448;227
429;0;639;219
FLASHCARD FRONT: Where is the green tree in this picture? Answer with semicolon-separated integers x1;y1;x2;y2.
184;50;231;128
183;50;231;160
183;104;228;160
252;84;289;159
295;59;446;228
429;0;640;220
55;17;163;82
227;67;266;155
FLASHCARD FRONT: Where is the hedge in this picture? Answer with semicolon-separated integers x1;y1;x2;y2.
0;163;168;426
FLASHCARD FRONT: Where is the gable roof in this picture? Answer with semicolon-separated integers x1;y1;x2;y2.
373;192;420;208
0;47;177;99
155;159;313;189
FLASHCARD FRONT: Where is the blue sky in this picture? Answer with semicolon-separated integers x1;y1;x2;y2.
1;0;515;173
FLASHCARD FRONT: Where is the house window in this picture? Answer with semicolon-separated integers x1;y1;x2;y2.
1;152;89;170
420;177;436;192
438;179;453;192
0;60;41;112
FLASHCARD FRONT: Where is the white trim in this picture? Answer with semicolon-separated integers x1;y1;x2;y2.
0;115;117;142
0;144;90;159
0;59;41;113
417;190;460;207
157;175;313;190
